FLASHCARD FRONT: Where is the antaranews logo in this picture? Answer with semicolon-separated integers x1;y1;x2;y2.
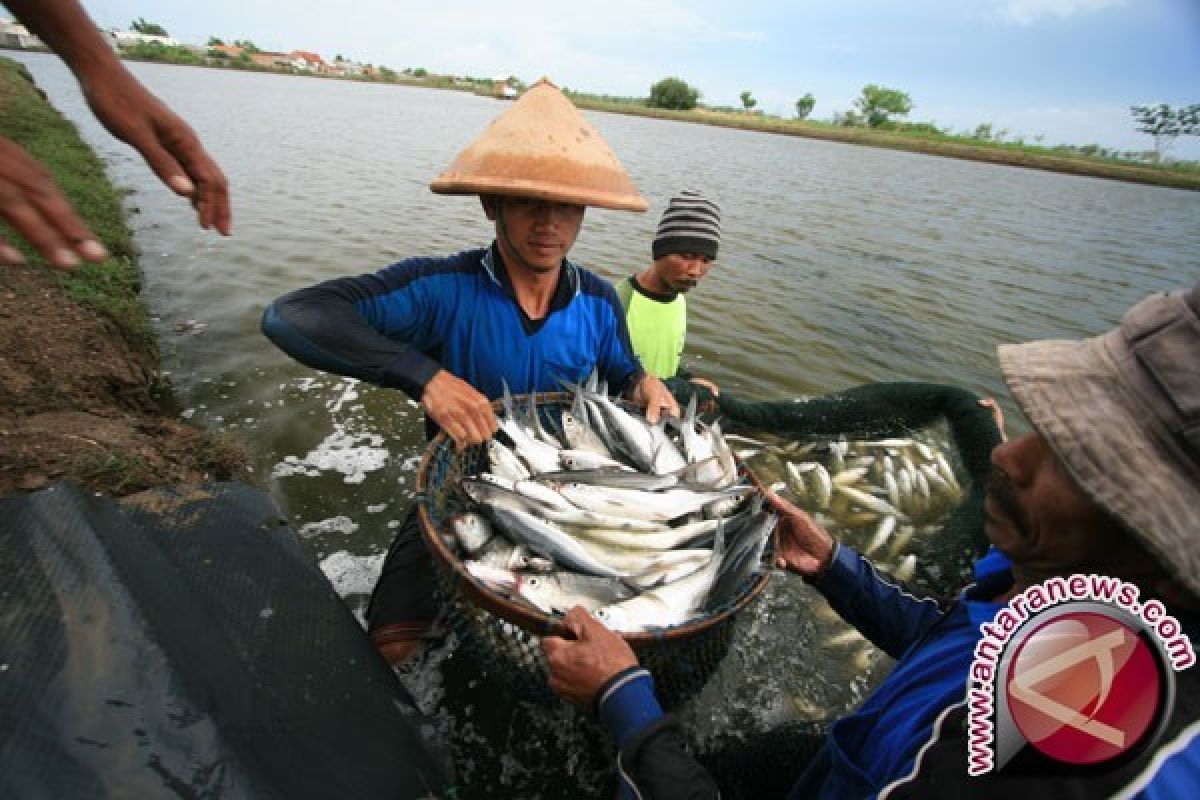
967;575;1195;776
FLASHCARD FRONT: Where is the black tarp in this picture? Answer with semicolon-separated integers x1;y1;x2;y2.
0;482;452;799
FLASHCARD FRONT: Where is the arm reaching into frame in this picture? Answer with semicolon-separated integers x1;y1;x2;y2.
2;0;230;269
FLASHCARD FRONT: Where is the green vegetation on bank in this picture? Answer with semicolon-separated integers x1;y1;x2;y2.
0;57;153;346
563;90;1200;192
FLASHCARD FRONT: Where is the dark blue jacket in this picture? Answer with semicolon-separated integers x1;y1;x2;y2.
261;245;643;401
600;547;1200;799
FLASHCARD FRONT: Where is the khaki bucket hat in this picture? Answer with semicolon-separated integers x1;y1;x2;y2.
430;78;648;211
998;283;1200;599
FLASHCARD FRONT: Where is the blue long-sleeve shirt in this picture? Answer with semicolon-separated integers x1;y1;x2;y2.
600;547;1200;799
261;245;644;401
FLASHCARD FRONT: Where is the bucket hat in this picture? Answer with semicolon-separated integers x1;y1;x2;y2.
430;78;648;211
998;283;1200;598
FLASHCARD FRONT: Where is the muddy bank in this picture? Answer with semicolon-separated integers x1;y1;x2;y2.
0;57;247;496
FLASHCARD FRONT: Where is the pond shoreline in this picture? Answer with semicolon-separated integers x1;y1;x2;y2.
0;57;248;497
6;44;1194;192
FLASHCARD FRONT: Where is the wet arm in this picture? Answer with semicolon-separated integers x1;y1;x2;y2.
7;0;231;235
261;273;441;399
812;544;948;659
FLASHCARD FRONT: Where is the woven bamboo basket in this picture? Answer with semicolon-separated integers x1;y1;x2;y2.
415;392;772;708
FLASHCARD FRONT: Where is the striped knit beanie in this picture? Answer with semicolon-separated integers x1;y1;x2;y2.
652;189;721;261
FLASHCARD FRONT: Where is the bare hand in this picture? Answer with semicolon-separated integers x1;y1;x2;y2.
631;374;680;424
80;73;231;235
767;492;835;578
0;136;108;269
542;606;639;709
978;397;1007;442
420;369;498;450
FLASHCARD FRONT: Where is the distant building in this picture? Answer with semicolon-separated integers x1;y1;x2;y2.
328;58;365;77
209;43;245;59
109;29;181;49
249;51;292;69
492;73;518;99
288;50;326;73
0;19;43;49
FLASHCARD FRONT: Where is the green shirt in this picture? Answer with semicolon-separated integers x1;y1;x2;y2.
615;275;687;379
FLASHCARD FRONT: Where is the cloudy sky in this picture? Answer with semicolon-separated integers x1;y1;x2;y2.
27;0;1200;156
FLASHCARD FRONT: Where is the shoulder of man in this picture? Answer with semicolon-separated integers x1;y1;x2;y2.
882;666;1200;800
373;247;489;288
613;275;635;311
571;263;626;308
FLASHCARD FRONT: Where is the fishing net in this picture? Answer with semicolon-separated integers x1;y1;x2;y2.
417;392;772;710
655;379;1003;796
667;378;1001;600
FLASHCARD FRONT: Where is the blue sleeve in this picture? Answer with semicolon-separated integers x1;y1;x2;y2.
260;259;448;399
596;667;721;800
813;544;947;659
597;667;664;748
1133;722;1200;799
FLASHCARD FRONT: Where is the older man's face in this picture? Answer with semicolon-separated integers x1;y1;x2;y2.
985;432;1152;578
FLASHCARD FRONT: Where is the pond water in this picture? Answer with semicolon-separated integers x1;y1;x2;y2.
11;51;1199;797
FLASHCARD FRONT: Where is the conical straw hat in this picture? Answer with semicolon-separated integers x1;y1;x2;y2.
430;78;648;211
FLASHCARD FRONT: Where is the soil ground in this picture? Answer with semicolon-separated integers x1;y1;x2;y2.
0;58;247;497
0;264;247;496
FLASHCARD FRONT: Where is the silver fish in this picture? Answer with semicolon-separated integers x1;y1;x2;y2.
556;482;752;523
449;511;495;556
488;438;531;482
559;448;633;471
486;505;626;578
461;477;667;532
516;571;635;614
560;407;614;456
835;484;905;519
594;524;727;632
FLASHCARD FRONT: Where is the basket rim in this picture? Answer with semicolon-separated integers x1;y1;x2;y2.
415;391;772;646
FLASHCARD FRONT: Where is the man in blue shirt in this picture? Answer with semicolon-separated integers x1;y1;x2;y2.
544;283;1200;798
263;79;678;666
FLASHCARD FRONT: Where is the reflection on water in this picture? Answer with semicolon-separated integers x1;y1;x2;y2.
11;51;1199;798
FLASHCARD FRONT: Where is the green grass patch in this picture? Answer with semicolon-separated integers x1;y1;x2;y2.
0;57;154;348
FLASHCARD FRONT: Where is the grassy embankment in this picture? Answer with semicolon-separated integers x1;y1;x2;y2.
567;96;1200;192
0;56;246;495
0;57;149;342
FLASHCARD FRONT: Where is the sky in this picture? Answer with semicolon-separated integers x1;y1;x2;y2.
17;0;1200;156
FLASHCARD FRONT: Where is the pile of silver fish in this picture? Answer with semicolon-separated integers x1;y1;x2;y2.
443;375;776;633
730;429;967;582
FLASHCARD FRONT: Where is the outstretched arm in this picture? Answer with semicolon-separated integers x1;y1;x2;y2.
769;492;947;658
6;0;231;237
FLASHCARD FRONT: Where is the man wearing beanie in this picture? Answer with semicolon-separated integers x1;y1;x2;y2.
615;189;722;396
544;283;1200;799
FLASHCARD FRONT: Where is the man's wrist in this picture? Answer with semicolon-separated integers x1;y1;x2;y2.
595;667;663;748
804;541;840;585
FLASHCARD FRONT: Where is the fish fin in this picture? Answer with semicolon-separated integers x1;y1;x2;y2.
501;377;516;420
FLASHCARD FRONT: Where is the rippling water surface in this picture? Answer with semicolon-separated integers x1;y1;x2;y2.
13;52;1199;797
